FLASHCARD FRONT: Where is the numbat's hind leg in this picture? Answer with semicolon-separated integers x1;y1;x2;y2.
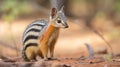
25;47;37;61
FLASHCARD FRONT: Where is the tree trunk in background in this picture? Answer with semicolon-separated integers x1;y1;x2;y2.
64;0;98;27
97;0;114;17
64;0;120;27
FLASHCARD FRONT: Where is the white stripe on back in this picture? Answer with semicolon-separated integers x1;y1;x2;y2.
23;25;42;36
23;32;39;43
24;39;38;47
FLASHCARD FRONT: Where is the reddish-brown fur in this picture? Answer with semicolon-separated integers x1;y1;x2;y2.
39;24;59;60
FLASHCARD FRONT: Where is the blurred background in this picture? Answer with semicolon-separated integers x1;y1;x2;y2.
0;0;120;58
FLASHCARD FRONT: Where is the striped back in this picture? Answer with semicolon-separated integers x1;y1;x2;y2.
22;19;48;50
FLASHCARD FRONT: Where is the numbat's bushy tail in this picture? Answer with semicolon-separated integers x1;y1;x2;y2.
22;0;68;61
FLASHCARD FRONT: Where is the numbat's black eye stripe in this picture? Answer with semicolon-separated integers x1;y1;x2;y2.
57;20;61;23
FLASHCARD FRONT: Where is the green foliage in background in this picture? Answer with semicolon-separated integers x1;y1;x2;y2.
70;0;86;3
0;0;31;22
114;0;120;12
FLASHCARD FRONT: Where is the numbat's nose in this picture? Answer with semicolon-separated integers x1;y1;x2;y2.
65;25;69;28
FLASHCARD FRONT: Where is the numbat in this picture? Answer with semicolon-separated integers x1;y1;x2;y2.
22;0;68;61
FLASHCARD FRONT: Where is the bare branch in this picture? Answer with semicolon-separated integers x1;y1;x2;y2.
92;30;113;55
86;27;113;57
0;40;20;51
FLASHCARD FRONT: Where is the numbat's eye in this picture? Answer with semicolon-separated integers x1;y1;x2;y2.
57;20;61;23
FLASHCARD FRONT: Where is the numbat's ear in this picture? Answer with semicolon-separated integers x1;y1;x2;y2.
51;8;57;19
61;6;64;11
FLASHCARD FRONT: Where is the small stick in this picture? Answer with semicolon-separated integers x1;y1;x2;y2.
85;24;113;57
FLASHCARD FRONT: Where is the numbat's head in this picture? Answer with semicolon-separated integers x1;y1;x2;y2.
49;7;68;28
